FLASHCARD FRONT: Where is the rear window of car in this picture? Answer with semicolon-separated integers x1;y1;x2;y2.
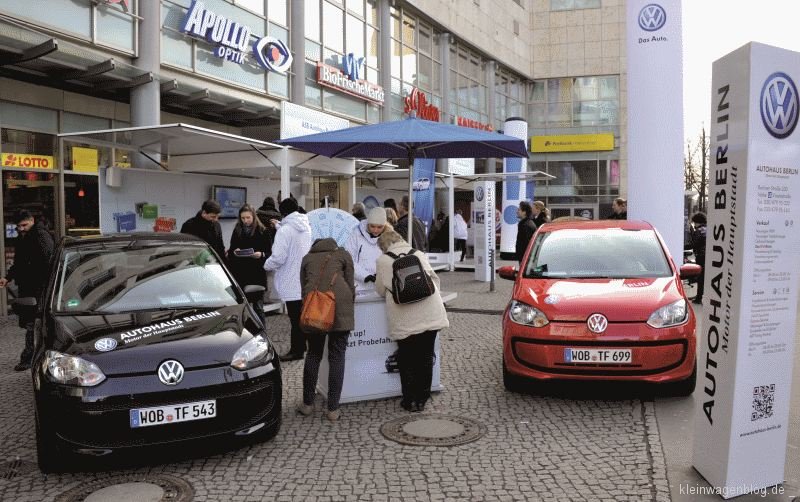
524;228;672;279
53;244;240;314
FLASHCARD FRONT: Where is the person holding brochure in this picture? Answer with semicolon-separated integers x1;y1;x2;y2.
227;204;269;290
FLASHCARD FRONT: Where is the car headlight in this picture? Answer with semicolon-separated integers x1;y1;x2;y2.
44;350;106;386
508;300;549;328
231;335;274;370
647;299;689;328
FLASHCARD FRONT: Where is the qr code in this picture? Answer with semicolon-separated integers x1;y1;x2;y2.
751;384;775;421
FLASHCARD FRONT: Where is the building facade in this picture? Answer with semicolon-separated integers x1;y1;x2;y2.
0;0;626;282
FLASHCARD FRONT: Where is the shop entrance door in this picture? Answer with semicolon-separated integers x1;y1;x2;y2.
2;171;57;300
549;204;599;220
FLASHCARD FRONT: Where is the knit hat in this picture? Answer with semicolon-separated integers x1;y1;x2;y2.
367;207;387;225
278;197;299;217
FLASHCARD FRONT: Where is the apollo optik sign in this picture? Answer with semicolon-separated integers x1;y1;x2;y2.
181;0;292;72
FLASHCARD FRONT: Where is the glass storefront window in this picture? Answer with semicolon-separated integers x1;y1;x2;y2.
0;102;58;133
599;76;619;99
417;55;432;91
3;172;57;264
550;0;600;10
305;81;323;108
402;47;417;85
305;40;322;61
64;174;100;237
573;77;598;101
346;0;364;17
367;0;378;26
418;23;432;55
402;14;416;46
97;6;135;51
323;2;344;52
391;40;402;78
268;0;287;25
323;90;366;121
366;26;379;67
530;81;546;103
237;0;265;16
306;0;321;41
548;78;572;102
195;44;266;91
1;129;56;157
346;15;365;56
268;73;289;98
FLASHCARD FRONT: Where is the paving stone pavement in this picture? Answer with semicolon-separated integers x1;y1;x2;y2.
0;272;671;501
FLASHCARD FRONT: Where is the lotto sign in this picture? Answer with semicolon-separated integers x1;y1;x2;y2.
1;153;55;169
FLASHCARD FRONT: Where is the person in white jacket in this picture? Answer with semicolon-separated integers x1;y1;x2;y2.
453;209;469;262
345;207;387;291
264;198;312;361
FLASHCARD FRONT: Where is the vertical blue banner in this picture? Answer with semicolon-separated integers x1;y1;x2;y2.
412;158;435;234
526;180;536;203
500;119;528;255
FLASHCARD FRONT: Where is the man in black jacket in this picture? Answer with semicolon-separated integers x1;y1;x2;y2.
395;195;427;251
180;200;226;260
0;210;55;371
515;201;537;264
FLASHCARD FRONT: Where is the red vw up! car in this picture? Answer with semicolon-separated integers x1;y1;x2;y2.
500;220;701;395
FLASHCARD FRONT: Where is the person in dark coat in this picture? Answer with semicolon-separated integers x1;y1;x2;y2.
296;238;355;422
607;198;628;220
180;200;226;260
351;202;367;221
532;200;551;228
256;196;281;258
690;212;707;304
515;201;537;264
0;210;55;370
383;198;398;213
227;204;270;287
395;195;428;251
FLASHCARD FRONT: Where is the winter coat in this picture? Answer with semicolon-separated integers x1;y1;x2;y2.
180;212;226;260
515;217;537;262
300;238;356;332
607;211;627;220
374;241;450;341
533;212;550;229
264;212;312;302
255;206;281;260
344;220;382;290
227;224;270;288
691;224;707;265
395;213;428;251
8;221;54;298
453;214;468;240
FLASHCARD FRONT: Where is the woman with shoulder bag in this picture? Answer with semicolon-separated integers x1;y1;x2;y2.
374;229;450;412
296;238;355;421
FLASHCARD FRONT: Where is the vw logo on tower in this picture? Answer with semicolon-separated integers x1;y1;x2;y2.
638;4;666;32
158;360;185;386
587;313;608;334
760;72;798;139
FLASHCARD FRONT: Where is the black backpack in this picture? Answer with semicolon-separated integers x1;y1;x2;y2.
386;248;436;304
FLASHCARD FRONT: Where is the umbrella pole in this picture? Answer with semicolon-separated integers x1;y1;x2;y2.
407;149;415;247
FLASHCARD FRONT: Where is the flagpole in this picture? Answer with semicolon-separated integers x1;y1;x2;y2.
407;148;415;246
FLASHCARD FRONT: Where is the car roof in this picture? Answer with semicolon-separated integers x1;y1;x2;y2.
538;219;655;232
63;232;206;249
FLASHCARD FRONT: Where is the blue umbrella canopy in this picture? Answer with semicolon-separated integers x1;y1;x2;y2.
276;116;528;160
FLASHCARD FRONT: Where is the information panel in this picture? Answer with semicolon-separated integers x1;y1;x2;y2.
692;42;799;499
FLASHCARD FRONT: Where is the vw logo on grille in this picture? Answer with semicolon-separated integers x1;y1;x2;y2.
760;72;798;139
94;337;117;352
638;4;666;32
158;360;185;386
587;313;608;334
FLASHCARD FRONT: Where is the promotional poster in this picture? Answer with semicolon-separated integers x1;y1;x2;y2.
500;119;527;257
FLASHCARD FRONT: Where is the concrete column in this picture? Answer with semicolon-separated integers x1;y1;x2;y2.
379;0;391;121
130;0;160;127
485;60;497;174
290;0;305;105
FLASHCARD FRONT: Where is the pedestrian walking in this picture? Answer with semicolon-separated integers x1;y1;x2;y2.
453;209;468;262
375;229;449;412
0;210;55;371
395;195;427;251
515;201;537;264
296;238;355;422
345;207;388;290
689;212;707;304
180;199;226;260
264;198;313;361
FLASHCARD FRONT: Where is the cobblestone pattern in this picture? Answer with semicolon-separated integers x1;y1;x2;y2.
0;290;670;501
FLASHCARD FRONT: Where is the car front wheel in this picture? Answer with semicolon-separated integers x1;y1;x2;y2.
35;408;62;474
502;356;528;393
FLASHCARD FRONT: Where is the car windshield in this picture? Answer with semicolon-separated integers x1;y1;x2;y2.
53;244;240;314
524;228;672;279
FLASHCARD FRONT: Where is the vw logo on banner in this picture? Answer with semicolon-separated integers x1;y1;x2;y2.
638;4;666;32
587;313;608;334
760;72;798;139
253;37;293;73
158;360;185;386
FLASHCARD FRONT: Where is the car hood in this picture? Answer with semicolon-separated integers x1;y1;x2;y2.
513;276;684;322
50;304;260;374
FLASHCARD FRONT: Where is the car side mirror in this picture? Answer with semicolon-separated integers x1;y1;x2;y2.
679;263;702;279
243;285;265;304
12;297;38;317
498;266;518;281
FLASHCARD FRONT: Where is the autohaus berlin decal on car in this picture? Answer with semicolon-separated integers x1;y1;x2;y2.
117;311;222;345
181;1;292;72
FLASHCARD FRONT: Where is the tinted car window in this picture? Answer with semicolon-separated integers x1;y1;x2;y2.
524;228;672;279
53;244;240;313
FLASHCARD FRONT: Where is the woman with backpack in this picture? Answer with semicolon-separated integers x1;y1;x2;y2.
375;229;449;412
296;238;355;421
